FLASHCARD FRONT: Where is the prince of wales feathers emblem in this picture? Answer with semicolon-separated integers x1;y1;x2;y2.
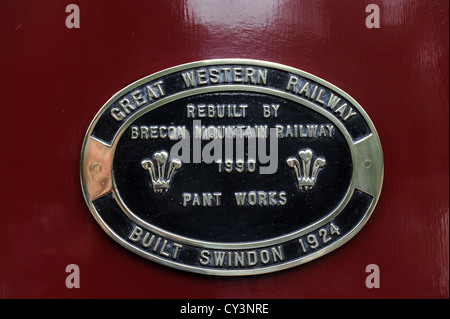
287;148;326;191
141;151;182;194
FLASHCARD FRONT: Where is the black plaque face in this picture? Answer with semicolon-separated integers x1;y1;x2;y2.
81;59;383;275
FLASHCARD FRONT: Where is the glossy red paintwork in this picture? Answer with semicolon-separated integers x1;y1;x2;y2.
0;1;448;298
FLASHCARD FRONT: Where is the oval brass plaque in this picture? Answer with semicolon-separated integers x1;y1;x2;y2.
80;59;383;275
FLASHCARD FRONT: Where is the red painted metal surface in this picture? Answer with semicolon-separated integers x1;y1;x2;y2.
0;0;448;298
